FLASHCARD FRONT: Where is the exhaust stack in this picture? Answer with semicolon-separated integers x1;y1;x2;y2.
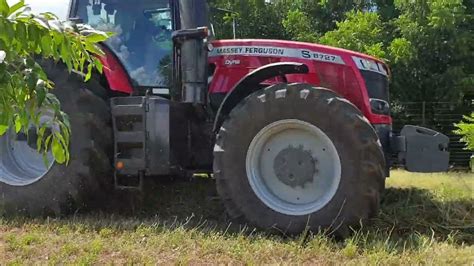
176;0;209;104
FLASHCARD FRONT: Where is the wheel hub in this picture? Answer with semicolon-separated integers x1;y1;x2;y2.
273;145;316;188
246;119;342;216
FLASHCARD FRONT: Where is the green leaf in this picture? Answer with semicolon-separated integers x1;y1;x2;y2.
1;7;110;165
52;31;64;45
0;0;9;17
44;134;52;152
61;111;71;129
33;17;50;29
15;22;27;50
26;24;39;51
51;136;66;164
84;31;109;43
93;57;103;74
7;0;25;17
85;63;93;81
41;12;58;20
85;42;104;56
36;82;47;106
14;116;21;133
54;132;69;162
19;113;28;129
0;19;14;46
60;41;72;71
0;124;8;135
45;93;60;107
40;35;52;56
36;126;45;153
48;19;63;32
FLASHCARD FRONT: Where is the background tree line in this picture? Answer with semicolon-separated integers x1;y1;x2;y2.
209;0;474;105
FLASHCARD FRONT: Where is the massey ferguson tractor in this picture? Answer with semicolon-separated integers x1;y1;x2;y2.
0;0;450;234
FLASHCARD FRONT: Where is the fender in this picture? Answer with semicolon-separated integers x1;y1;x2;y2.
213;62;309;132
98;45;134;95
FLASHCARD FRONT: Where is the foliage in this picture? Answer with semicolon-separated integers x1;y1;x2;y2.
318;0;473;102
209;0;288;40
319;11;387;59
454;113;474;151
0;0;110;163
209;0;373;40
282;9;318;43
387;0;474;102
280;0;373;36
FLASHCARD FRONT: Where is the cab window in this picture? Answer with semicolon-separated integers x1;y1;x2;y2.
75;0;173;88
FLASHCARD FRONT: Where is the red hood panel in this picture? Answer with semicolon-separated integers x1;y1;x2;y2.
208;39;391;124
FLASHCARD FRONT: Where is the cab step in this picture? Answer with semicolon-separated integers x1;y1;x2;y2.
114;172;144;191
110;97;147;191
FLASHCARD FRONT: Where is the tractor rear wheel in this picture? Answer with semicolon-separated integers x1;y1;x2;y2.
0;63;112;216
214;83;386;235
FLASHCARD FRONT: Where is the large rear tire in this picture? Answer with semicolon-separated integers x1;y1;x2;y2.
0;63;113;216
214;83;386;235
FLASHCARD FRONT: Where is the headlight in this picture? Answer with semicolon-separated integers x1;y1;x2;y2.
370;98;390;115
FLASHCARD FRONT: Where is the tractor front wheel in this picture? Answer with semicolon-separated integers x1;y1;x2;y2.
214;83;386;235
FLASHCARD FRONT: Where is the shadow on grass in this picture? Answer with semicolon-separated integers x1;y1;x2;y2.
374;187;473;244
105;176;473;243
2;176;473;246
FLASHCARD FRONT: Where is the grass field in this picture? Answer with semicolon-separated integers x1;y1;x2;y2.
1;170;473;265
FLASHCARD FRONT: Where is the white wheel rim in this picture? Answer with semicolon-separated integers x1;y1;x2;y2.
246;119;341;216
0;114;55;186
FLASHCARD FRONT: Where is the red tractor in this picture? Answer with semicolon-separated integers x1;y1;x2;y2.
0;0;449;234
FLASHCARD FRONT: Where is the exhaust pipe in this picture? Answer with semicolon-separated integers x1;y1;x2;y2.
175;0;209;105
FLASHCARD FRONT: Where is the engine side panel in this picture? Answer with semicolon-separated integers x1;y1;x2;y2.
208;39;392;125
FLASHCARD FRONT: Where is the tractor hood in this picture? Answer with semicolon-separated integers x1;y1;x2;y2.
207;39;392;125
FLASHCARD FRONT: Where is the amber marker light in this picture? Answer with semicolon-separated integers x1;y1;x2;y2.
116;161;124;170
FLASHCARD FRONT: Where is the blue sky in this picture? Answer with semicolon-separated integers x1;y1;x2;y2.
8;0;70;20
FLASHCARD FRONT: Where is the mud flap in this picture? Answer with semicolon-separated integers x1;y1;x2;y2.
396;125;449;172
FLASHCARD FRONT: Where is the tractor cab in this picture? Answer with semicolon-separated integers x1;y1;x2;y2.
72;0;175;88
71;0;209;102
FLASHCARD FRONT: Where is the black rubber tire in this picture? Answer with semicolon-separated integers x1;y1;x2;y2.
214;83;386;235
0;63;113;216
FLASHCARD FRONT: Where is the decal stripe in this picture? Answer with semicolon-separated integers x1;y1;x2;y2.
209;46;345;65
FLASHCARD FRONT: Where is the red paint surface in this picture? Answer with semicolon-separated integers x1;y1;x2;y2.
99;39;392;124
97;46;134;95
209;39;391;124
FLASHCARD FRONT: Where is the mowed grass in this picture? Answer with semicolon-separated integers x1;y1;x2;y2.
1;170;473;265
